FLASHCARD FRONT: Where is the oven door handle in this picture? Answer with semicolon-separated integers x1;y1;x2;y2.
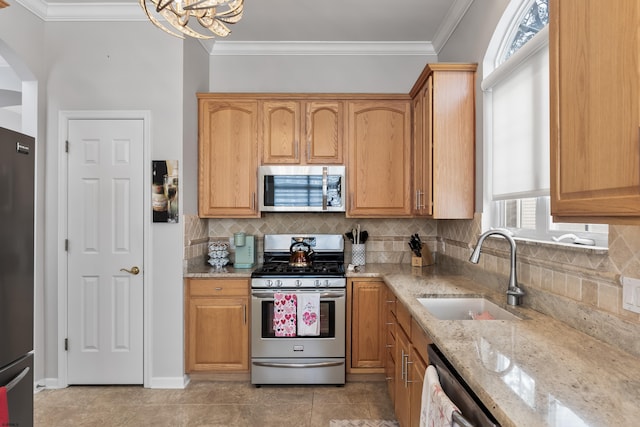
252;361;345;369
251;291;345;299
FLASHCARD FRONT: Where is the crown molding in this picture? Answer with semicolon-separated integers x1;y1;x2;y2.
206;41;436;57
15;0;144;21
431;0;474;53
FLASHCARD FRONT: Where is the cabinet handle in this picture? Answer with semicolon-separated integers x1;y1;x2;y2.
385;376;393;381
416;190;425;209
243;304;247;325
322;166;328;210
404;355;412;387
385;322;394;326
215;287;223;291
385;344;394;348
251;192;256;211
400;350;406;380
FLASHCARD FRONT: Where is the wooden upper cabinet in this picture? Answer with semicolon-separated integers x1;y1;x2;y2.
261;100;302;164
198;97;260;218
305;101;344;164
346;100;412;217
410;64;476;219
261;100;344;164
550;0;640;222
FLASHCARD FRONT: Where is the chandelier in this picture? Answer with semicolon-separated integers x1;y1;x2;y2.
140;0;244;39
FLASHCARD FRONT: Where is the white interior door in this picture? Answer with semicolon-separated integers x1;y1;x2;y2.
66;119;144;384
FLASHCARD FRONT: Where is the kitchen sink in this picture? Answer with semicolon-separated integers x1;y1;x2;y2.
416;296;521;320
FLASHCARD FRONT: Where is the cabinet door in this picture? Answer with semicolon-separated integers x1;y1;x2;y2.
412;81;431;216
550;0;640;220
187;296;249;372
409;351;427;427
430;69;476;219
198;99;259;217
305;101;344;164
394;326;411;427
262;100;301;164
347;100;412;217
350;280;385;369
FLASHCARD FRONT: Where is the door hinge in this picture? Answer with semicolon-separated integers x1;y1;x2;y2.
64;338;68;351
65;239;69;251
65;140;69;153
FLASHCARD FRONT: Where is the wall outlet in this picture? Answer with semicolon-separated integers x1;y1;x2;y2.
622;276;640;314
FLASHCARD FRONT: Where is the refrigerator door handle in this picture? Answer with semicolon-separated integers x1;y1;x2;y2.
4;366;29;391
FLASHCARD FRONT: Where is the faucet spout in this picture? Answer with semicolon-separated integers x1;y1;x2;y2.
469;229;524;306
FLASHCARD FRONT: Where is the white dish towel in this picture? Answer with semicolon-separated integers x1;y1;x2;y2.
420;365;461;427
297;293;320;336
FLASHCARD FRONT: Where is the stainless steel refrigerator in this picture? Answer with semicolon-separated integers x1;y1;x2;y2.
0;127;34;427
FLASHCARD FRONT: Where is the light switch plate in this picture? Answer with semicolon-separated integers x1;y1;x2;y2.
622;276;640;314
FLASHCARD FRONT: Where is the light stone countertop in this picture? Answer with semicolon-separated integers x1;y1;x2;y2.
348;264;640;427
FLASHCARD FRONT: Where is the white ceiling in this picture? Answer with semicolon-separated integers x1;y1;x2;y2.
13;0;474;53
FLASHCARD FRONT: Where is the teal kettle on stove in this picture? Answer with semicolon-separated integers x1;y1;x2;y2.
233;232;255;268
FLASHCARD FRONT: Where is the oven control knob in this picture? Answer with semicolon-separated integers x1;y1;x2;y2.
324;279;330;287
276;280;283;287
266;279;273;288
295;279;302;287
314;279;321;287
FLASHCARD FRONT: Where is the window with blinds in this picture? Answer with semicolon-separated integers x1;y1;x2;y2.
482;0;607;247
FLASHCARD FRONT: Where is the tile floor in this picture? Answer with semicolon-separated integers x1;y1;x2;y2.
35;380;397;427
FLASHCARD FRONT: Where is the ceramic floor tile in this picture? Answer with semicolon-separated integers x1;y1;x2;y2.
35;380;397;427
310;403;373;427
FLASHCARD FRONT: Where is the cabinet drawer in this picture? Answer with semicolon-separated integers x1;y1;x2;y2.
411;318;432;363
189;279;249;297
396;300;411;336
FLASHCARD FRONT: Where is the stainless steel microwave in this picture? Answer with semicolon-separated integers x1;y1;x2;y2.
258;165;346;212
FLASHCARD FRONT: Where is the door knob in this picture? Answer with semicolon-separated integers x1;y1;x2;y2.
120;266;140;275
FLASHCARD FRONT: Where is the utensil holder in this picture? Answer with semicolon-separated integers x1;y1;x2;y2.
351;243;366;266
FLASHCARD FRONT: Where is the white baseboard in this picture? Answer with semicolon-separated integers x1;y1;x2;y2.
148;375;189;389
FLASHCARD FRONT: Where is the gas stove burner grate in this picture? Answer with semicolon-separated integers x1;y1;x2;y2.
252;261;345;277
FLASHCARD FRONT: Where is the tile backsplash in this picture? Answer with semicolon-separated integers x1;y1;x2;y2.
184;213;437;267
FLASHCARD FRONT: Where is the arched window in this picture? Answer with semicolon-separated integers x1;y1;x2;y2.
481;0;607;247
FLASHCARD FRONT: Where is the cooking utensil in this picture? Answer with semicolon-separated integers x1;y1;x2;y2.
345;231;354;243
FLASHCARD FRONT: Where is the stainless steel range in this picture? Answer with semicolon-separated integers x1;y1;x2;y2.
250;234;346;385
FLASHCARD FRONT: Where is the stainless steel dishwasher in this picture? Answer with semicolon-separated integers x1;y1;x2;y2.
427;345;500;427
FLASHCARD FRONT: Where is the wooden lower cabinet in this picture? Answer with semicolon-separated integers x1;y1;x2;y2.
348;279;386;372
409;351;427;427
390;296;431;427
395;325;412;427
185;278;250;372
384;286;398;402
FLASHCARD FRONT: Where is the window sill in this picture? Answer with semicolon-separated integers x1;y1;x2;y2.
511;236;608;254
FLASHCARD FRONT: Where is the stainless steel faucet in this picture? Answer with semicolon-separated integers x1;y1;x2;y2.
469;229;525;306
